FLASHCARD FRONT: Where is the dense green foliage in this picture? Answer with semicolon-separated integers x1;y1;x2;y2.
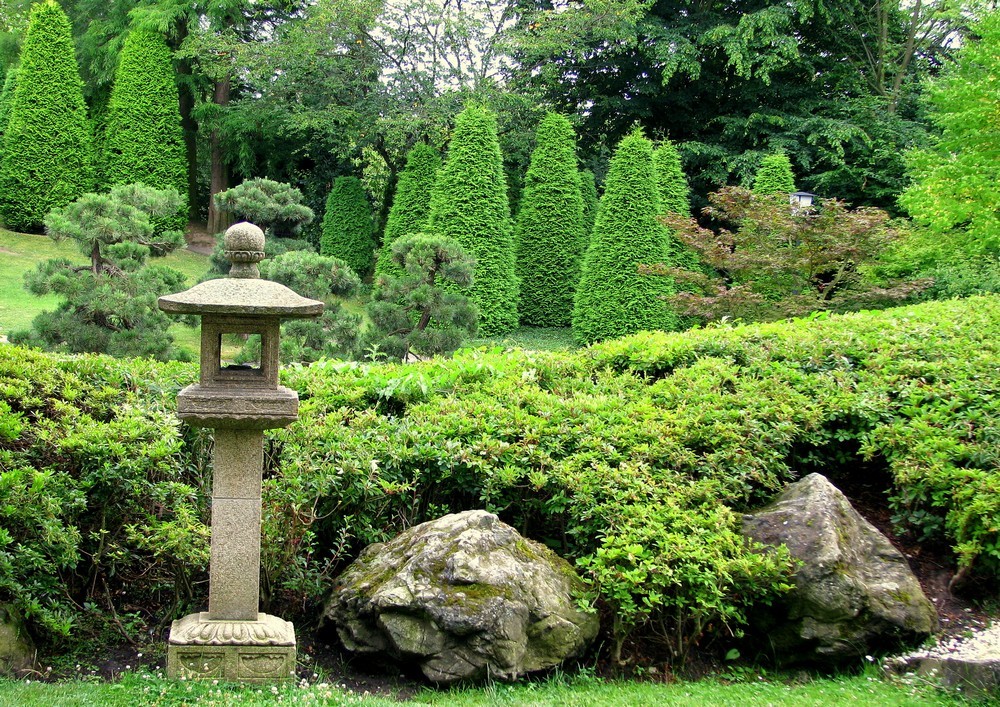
101;29;187;232
320;176;377;277
900;12;1000;259
0;68;16;167
213;179;315;239
573;131;679;344
3;296;998;662
0;0;93;233
364;232;477;361
578;169;598;247
428;105;519;336
375;143;441;281
514;113;586;327
653;140;691;216
10;184;188;360
752;153;797;195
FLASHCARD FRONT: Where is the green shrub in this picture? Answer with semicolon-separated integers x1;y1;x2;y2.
752;152;796;195
0;68;17;167
572;130;679;344
214;178;314;239
428;105;519;336
0;0;93;233
375;143;441;282
320;176;376;277
653;140;691;216
515;113;586;327
579;169;598;249
101;29;187;232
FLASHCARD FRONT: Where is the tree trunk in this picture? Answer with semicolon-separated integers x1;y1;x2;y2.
207;76;232;235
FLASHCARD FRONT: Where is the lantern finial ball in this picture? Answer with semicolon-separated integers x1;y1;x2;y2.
224;222;266;279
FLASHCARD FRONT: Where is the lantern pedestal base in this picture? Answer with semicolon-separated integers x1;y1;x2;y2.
167;612;296;682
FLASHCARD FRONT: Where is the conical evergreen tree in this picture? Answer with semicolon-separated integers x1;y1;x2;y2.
572;131;679;344
653;140;690;216
0;68;17;168
579;169;598;250
102;28;187;231
428;105;518;336
320;176;376;277
375;143;441;281
753;152;796;195
514;113;585;327
0;1;93;233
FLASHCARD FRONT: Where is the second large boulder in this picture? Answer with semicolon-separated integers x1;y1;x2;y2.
322;510;598;684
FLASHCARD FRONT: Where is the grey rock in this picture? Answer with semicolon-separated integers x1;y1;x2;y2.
323;510;598;684
742;473;938;664
0;605;35;676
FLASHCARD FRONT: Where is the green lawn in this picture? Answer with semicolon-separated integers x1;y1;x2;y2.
0;229;210;354
0;668;966;707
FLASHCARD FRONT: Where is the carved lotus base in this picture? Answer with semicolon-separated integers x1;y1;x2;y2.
167;613;296;682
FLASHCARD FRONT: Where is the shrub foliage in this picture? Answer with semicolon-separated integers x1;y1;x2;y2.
0;0;93;233
214;178;314;239
375;143;441;281
320;176;377;277
101;29;187;232
572;130;679;344
579;168;598;248
514;113;586;327
752;152;796;195
428;105;519;336
653;139;691;216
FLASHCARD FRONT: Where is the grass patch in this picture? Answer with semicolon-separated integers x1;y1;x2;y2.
0;669;962;706
470;326;580;352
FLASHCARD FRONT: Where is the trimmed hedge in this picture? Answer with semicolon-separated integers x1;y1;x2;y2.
101;29;187;232
320;176;376;277
0;0;93;233
515;113;586;327
572;131;679;344
4;296;999;662
428;105;519;336
753;152;796;195
375;143;441;281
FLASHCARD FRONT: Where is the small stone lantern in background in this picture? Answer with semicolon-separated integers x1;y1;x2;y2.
158;222;323;682
790;191;817;210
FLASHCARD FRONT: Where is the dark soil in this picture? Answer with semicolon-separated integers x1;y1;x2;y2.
185;222;216;256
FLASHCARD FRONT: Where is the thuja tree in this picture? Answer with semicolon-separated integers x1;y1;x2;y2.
653;140;691;216
0;69;16;167
428;105;518;336
515;112;586;327
214;178;315;239
363;233;477;361
652;187;931;323
10;184;188;360
375;143;441;281
320;176;377;277
579;169;598;249
0;0;93;233
752;152;796;195
572;131;679;345
102;29;187;232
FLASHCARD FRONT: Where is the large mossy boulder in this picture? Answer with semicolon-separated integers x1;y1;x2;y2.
322;510;598;684
0;605;35;675
741;473;938;664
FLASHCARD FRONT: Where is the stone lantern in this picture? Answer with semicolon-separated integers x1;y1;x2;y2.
158;222;322;682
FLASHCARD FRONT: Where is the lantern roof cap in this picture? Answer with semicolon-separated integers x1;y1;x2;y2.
158;278;323;318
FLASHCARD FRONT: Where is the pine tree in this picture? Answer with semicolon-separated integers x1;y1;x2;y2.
102;28;187;231
514;113;585;327
752;152;797;195
653;140;691;216
375;143;441;281
0;1;93;233
428;105;518;336
572;131;679;344
320;176;376;277
579;169;599;250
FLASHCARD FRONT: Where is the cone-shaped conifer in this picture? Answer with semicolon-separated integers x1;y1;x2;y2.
321;176;376;277
572;131;679;344
428;106;518;335
753;152;796;195
375;143;441;281
653;140;691;216
579;169;598;250
102;29;187;231
0;1;93;232
514;113;585;326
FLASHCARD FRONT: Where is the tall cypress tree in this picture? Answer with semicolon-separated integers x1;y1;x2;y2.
514;113;585;327
579;169;599;250
320;176;376;277
0;1;93;233
102;28;187;231
572;131;679;345
375;143;441;281
428;105;518;336
753;152;797;195
653;140;691;216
